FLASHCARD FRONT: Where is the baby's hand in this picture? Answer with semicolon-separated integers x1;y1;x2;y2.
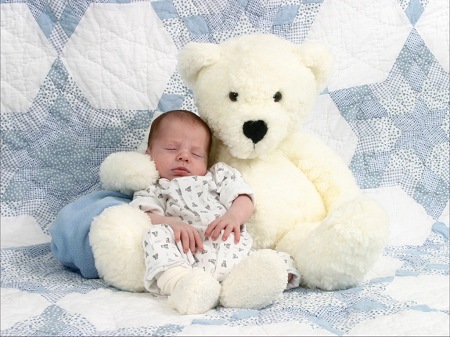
169;221;203;253
205;214;242;244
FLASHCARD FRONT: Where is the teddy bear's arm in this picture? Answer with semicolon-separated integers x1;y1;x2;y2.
281;131;361;212
99;151;159;195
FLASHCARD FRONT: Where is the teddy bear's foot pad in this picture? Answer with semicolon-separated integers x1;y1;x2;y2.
220;249;287;309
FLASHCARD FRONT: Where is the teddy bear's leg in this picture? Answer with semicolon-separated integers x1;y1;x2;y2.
220;249;288;309
168;268;221;315
282;196;389;291
89;204;152;292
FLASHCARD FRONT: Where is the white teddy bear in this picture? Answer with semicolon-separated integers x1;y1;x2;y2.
89;34;389;311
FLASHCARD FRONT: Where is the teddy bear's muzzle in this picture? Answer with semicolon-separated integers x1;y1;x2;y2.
242;120;268;144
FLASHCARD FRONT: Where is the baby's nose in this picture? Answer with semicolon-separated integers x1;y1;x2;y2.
177;152;190;161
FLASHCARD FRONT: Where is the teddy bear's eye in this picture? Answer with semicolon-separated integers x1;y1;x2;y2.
273;91;282;102
229;92;239;102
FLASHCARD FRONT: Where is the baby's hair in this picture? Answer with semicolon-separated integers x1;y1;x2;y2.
147;110;212;153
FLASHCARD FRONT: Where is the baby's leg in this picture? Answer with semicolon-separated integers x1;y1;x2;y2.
143;224;220;314
195;228;253;282
142;224;192;295
273;251;301;289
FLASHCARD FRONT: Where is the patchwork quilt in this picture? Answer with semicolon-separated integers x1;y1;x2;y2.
1;0;449;335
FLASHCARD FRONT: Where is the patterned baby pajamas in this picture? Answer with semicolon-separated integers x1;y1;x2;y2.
130;162;300;294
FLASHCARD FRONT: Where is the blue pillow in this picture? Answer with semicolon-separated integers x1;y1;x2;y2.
50;190;132;278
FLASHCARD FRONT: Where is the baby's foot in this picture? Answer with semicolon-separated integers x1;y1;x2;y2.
168;268;221;315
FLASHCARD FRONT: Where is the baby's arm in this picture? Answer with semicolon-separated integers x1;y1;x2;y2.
204;194;253;243
145;212;204;253
132;186;203;254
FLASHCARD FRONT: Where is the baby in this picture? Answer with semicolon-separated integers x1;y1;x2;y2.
130;110;299;314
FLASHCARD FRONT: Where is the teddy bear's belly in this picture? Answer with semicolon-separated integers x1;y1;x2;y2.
231;156;327;248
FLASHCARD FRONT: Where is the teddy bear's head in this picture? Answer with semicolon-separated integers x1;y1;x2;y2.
178;34;333;159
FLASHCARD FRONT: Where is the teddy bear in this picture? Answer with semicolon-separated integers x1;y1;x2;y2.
87;33;389;312
89;153;293;315
88;150;292;314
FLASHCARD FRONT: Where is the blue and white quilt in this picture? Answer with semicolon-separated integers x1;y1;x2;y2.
1;0;449;335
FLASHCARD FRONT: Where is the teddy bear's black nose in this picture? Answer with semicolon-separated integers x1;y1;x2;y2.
243;120;268;144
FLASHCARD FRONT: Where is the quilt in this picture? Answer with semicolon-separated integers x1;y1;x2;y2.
1;0;449;335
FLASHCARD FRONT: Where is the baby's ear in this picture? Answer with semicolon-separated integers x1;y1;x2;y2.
177;42;221;88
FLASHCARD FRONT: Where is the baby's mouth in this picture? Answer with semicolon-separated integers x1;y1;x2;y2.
172;166;190;176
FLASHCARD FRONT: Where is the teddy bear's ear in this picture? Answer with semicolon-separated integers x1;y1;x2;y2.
177;42;221;88
296;43;334;93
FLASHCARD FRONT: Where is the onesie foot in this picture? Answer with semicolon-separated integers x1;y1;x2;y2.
168;268;221;315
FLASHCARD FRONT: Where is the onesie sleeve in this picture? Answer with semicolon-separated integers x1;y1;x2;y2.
210;162;255;209
129;185;165;215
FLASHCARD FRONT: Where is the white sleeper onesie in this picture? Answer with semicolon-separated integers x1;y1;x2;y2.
130;162;300;295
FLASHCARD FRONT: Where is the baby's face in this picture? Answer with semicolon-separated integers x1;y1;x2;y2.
147;119;209;180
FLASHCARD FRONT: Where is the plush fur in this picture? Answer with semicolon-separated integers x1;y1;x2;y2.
89;34;389;308
99;151;159;195
177;33;389;290
90;204;152;292
220;249;287;309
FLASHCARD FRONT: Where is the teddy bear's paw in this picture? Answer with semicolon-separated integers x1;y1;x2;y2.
294;196;389;291
89;204;152;292
168;268;221;315
220;249;287;310
99;151;159;195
